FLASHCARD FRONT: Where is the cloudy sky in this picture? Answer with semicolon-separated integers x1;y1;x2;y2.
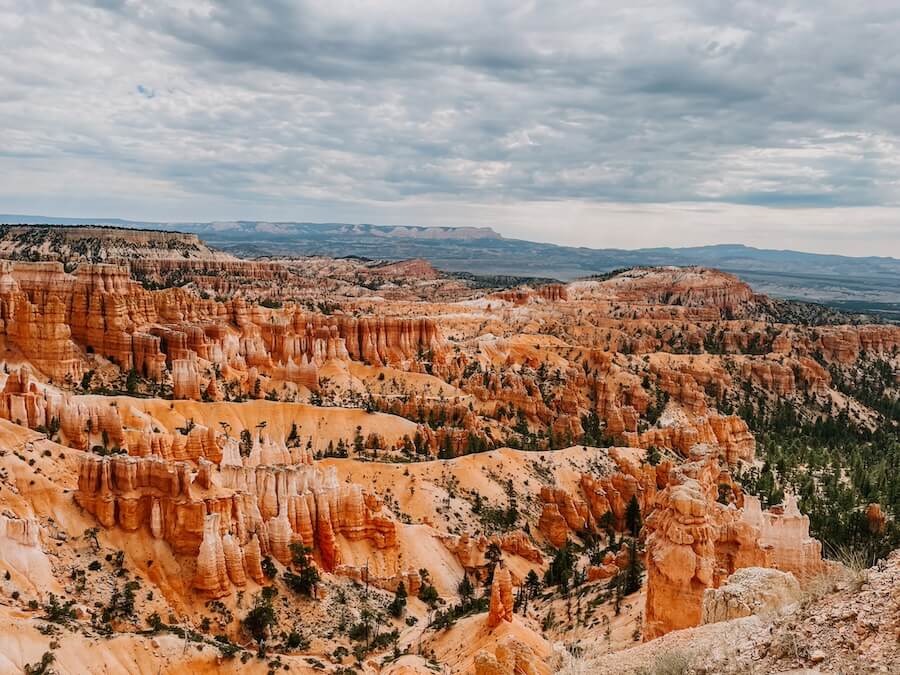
2;1;899;256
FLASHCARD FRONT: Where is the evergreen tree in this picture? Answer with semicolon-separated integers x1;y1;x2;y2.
623;538;643;595
457;574;474;606
525;569;542;600
284;544;319;597
388;581;407;617
626;495;642;536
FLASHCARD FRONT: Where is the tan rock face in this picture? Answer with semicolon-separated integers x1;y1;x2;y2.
474;636;548;675
701;567;801;625
0;260;447;396
740;494;825;579
74;445;399;593
643;448;824;640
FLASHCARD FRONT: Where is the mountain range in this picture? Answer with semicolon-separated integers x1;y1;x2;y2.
2;214;898;318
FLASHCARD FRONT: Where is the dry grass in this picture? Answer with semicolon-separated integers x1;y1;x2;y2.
832;544;871;591
634;650;694;675
801;544;873;609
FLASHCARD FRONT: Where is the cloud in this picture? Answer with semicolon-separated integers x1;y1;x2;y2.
0;0;899;255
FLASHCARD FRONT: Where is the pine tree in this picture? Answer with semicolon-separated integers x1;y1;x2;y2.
388;581;407;617
284;544;320;597
525;569;542;600
623;538;643;595
457;574;474;608
626;494;642;536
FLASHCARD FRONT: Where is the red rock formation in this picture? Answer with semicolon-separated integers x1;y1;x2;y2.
486;565;514;628
171;357;202;400
75;451;399;594
643;448;824;640
866;503;886;534
587;551;620;581
538;487;588;546
0;261;447;397
633;414;754;464
589;267;755;316
490;284;568;306
194;513;230;598
536;450;670;546
445;531;543;572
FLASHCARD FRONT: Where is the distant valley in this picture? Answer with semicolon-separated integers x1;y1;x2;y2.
3;214;899;320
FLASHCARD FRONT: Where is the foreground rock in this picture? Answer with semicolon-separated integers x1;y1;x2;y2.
558;550;900;674
643;446;825;639
702;567;801;625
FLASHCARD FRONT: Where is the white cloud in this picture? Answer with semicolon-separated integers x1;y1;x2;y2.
0;0;899;255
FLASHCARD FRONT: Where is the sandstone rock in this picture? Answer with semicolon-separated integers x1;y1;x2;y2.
487;565;514;628
474;636;548;675
243;533;266;585
172;357;202;401
221;533;247;587
537;503;569;548
194;513;229;598
741;494;825;579
644;449;824;640
75;452;399;591
702;567;801;624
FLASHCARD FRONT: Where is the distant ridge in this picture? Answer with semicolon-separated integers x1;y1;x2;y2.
2;215;898;316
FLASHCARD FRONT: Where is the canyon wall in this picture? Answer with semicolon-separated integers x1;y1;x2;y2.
0;261;446;397
642;446;825;640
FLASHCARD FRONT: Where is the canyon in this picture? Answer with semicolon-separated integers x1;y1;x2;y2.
0;226;896;674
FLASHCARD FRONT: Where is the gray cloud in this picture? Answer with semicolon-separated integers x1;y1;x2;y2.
1;0;899;255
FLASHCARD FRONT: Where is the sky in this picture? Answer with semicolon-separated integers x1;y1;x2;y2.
1;1;899;256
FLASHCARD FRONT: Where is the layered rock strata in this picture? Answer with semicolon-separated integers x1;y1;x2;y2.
643;447;825;640
0;261;446;394
74;448;398;595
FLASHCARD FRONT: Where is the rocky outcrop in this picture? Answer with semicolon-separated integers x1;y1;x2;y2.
538;487;589;546
474;636;548;675
866;503;886;534
740;494;825;578
701;567;801;625
643;447;824;640
631;414;754;464
537;449;668;546
75;450;399;594
446;531;542;571
572;267;755;317
194;513;230;597
0;513;57;599
0;261;447;396
815;325;900;364
643;475;721;639
171;357;201;401
0;513;41;548
333;565;421;595
486;565;514;628
489;284;568;306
